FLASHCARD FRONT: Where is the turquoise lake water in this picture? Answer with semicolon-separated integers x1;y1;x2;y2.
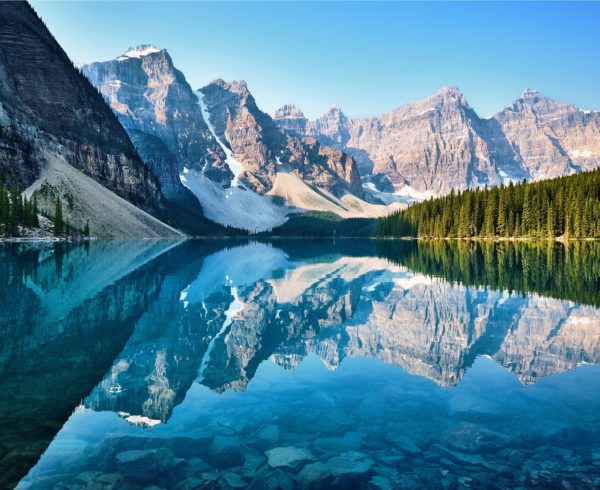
1;239;599;489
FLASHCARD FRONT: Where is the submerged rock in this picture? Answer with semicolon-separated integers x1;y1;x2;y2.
115;448;174;481
174;477;206;490
298;451;374;487
204;435;245;469
265;446;314;468
249;468;294;490
256;424;280;447
220;471;248;488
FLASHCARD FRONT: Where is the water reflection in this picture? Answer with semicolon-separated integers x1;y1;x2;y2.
1;239;598;489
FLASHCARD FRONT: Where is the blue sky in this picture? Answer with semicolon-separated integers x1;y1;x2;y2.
31;1;600;119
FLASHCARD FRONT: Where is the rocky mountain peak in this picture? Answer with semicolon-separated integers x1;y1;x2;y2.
520;87;541;100
208;78;249;96
83;45;231;204
506;88;571;115
430;85;468;108
273;103;306;120
323;103;344;116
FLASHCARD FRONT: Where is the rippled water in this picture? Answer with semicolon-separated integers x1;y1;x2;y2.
1;239;599;489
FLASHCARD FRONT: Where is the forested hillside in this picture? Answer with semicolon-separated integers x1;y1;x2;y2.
0;179;39;236
375;169;600;239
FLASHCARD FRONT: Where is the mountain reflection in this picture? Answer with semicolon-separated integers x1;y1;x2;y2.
0;240;184;487
82;240;600;428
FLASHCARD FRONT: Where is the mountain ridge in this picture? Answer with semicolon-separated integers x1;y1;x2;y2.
273;86;600;196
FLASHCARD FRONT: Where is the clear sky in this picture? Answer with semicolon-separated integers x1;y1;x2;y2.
30;1;600;119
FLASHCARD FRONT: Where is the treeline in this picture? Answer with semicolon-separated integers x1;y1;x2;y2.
1;177;89;237
0;179;40;236
376;240;600;308
375;169;600;238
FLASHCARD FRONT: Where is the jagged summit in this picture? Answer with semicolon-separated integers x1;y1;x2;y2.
116;44;163;61
274;84;600;195
323;103;344;114
203;78;249;95
435;85;463;97
273;103;306;120
428;86;468;106
520;87;541;99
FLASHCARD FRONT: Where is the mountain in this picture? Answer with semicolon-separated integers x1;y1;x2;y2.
84;49;399;232
82;46;230;204
0;3;180;237
273;87;600;197
494;88;600;179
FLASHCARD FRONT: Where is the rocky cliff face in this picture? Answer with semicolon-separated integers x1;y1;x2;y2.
0;3;164;219
493;88;600;180
197;79;363;197
274;87;600;196
83;46;231;192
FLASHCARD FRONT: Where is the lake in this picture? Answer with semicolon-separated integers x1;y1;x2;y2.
1;239;599;489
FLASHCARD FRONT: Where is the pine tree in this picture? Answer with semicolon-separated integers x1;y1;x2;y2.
547;206;555;239
32;194;39;227
54;197;64;235
496;192;508;237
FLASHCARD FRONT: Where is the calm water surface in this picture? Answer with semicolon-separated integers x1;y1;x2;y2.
1;239;599;489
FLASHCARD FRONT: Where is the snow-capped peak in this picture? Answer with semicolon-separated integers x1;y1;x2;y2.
117;44;162;61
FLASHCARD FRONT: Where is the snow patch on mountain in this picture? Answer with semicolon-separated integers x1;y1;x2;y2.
180;169;290;231
394;185;434;200
196;91;244;186
117;412;161;428
117;45;161;61
362;181;429;206
569;149;593;159
393;274;434;290
197;286;244;382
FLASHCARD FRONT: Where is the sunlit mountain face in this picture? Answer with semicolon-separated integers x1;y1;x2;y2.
2;240;599;489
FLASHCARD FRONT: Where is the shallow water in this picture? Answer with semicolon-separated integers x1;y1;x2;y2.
1;239;599;489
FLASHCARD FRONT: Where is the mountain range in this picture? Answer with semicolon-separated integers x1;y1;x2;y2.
1;3;599;236
83;47;397;232
273;87;600;197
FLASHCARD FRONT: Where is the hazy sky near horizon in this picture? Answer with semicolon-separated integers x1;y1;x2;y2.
31;1;600;119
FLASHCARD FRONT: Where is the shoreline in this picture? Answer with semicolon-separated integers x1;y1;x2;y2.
2;236;599;243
